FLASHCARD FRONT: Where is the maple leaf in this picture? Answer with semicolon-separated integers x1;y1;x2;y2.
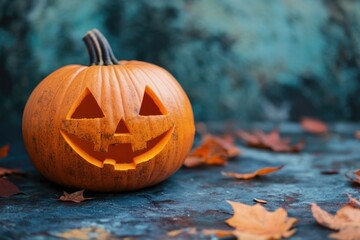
222;166;284;180
237;129;304;153
0;167;23;177
54;227;112;240
311;195;360;239
226;201;297;239
345;170;360;184
0;145;10;159
184;134;241;168
301;117;328;134
0;178;21;197
59;190;93;203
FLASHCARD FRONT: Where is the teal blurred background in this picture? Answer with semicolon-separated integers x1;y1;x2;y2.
1;0;360;127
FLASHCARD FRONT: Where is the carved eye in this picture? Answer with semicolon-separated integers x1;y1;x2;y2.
139;86;167;116
69;88;105;119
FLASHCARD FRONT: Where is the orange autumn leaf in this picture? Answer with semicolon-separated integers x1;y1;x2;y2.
222;166;284;180
184;134;241;168
311;195;360;239
59;190;93;203
0;145;10;159
54;227;113;239
301;117;328;134
167;228;197;237
237;129;304;153
345;170;360;184
226;201;297;239
202;229;234;238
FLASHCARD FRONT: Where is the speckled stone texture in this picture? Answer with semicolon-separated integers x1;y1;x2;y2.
1;0;360;125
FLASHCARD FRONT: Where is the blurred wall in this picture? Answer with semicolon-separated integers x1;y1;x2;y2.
1;0;360;126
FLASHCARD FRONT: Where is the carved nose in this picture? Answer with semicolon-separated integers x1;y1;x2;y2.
93;119;133;152
115;119;130;134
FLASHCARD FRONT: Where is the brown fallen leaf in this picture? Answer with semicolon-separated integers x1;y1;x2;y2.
222;166;284;180
345;170;360;184
59;190;93;203
184;134;241;168
311;194;360;239
254;198;268;204
226;200;297;239
0;145;10;159
54;227;112;240
0;167;23;177
237;129;304;153
301;117;328;134
0;178;21;198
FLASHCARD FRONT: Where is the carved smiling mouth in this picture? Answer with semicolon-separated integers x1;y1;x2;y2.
60;127;174;170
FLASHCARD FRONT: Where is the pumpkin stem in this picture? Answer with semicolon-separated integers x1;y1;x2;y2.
82;29;118;66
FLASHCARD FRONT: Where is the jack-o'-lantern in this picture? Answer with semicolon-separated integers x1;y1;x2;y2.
22;29;195;192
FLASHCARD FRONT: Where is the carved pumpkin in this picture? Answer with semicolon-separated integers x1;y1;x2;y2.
22;29;195;192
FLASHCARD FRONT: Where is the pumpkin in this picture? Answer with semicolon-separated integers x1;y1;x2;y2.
22;29;195;192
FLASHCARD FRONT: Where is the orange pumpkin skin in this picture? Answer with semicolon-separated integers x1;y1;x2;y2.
22;30;194;192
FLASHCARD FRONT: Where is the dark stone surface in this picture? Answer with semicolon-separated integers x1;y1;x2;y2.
1;122;360;239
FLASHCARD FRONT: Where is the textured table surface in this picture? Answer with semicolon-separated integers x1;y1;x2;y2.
1;122;360;240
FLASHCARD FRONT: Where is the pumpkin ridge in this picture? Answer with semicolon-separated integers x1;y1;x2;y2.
133;66;179;183
145;66;187;176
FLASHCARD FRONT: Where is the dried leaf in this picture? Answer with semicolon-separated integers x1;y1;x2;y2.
55;227;112;240
254;198;268;204
202;229;234;238
207;135;242;158
222;166;284;180
311;196;360;239
0;145;10;159
329;225;360;240
237;129;304;153
0;167;23;177
226;201;297;239
301;117;328;134
311;203;341;230
184;134;241;168
167;228;197;237
345;170;360;184
347;193;360;208
321;170;339;175
0;178;21;197
59;190;93;203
